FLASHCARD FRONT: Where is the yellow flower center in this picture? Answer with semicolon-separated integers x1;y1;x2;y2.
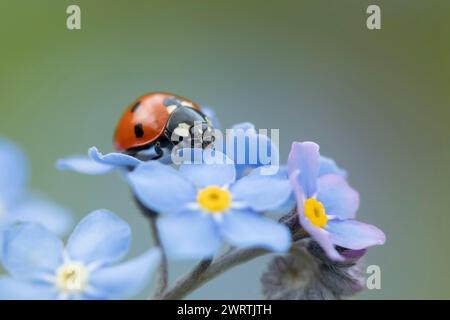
55;262;89;294
304;198;328;228
197;186;232;213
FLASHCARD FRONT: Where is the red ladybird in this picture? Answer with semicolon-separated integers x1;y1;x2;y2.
114;92;212;159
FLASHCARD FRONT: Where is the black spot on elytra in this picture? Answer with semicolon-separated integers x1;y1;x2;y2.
130;102;141;113
134;123;144;138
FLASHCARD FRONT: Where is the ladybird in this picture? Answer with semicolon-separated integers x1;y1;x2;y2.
114;92;213;159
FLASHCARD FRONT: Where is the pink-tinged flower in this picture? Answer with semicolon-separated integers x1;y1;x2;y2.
287;142;385;261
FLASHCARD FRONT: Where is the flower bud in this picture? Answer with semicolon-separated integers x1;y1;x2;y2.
262;242;367;300
261;247;337;300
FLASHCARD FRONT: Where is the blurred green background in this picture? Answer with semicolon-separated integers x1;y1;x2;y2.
1;0;449;299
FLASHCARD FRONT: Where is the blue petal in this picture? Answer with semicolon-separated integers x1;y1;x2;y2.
56;155;115;175
201;106;221;129
245;166;295;214
0;138;28;205
66;210;131;266
319;156;347;178
220;210;291;252
230;171;292;212
89;249;161;299
231;122;255;131
272;192;296;215
89;147;141;168
157;211;221;260
287;141;320;198
301;217;344;261
127;161;196;214
326;219;386;250
317;175;360;219
2;223;63;279
247;165;288;179
222;123;280;179
0;277;58;300
0;222;8;258
8;194;73;236
179;149;236;188
238;134;279;178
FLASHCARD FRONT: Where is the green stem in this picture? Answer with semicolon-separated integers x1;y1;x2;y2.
161;248;266;300
149;217;169;299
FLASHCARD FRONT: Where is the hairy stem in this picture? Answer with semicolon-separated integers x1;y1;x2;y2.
149;217;169;299
161;248;267;300
133;196;170;299
160;259;213;300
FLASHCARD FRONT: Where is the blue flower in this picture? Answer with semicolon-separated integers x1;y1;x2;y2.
0;209;161;300
56;146;143;175
217;122;345;181
127;149;292;259
319;156;348;178
214;122;280;179
0;139;73;251
287;141;386;261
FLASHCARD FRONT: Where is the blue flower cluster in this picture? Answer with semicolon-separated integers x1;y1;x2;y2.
0;105;386;300
57;110;385;263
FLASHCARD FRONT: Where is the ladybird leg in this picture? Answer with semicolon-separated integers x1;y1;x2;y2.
128;144;160;162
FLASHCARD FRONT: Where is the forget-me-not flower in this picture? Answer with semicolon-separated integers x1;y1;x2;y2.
0;209;160;300
217;122;280;179
287;141;385;261
217;121;345;180
0;139;72;251
251;155;348;216
196;107;273;178
127;149;292;259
